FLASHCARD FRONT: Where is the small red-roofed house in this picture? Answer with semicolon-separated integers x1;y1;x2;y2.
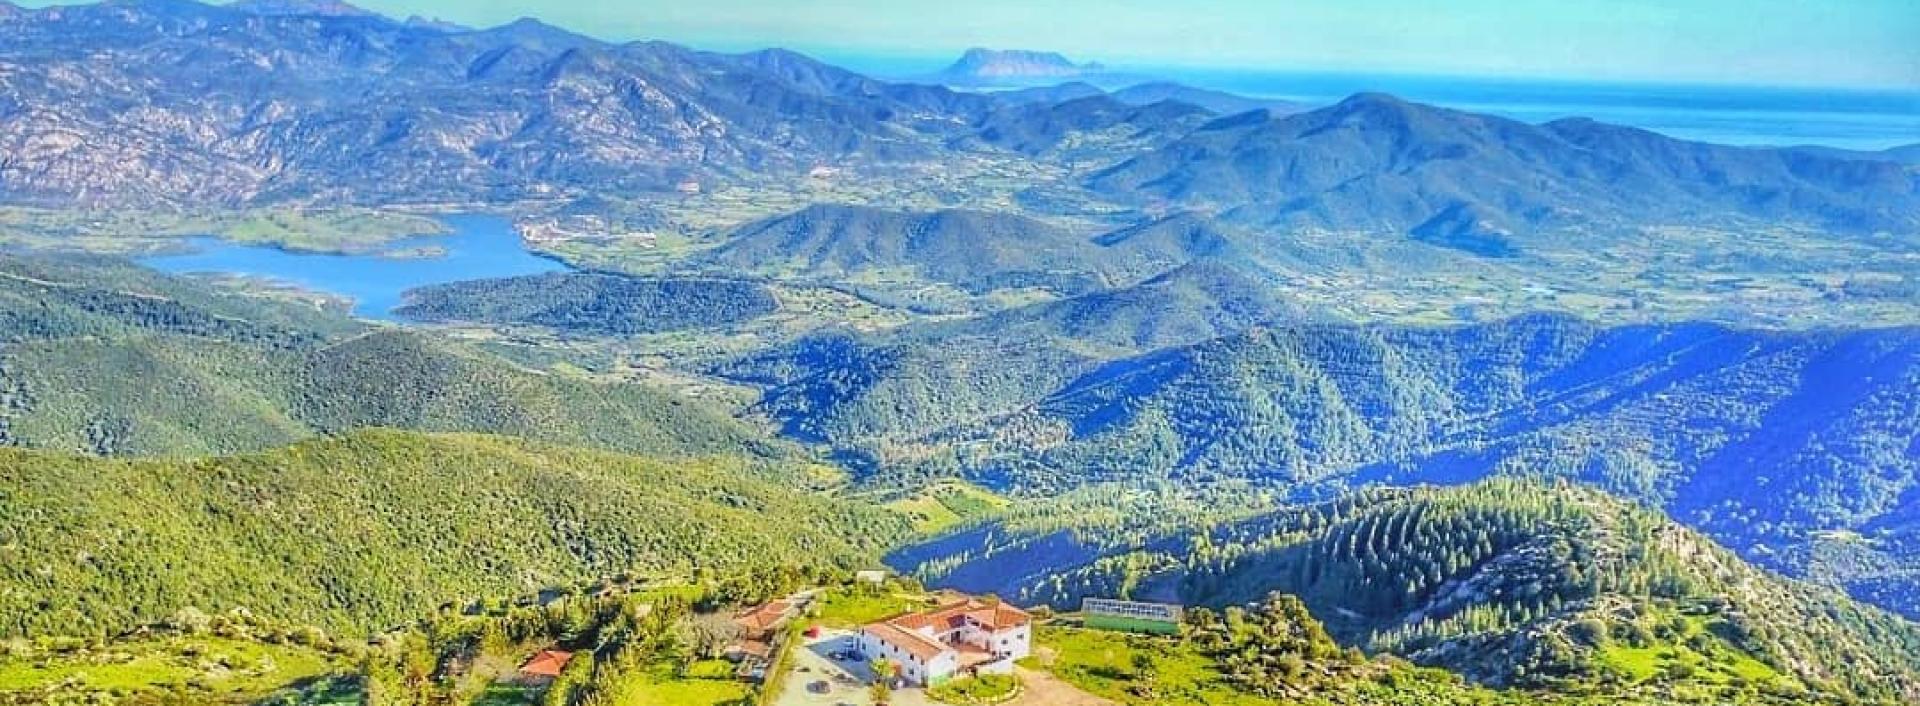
732;599;794;635
519;649;574;681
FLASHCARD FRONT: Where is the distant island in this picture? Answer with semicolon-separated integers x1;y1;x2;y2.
932;48;1304;114
935;47;1110;86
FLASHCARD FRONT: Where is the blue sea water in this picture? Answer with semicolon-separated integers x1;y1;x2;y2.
140;214;568;320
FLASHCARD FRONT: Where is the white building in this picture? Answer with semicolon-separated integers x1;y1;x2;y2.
857;596;1032;687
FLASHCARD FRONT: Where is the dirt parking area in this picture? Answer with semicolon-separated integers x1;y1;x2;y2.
774;629;934;706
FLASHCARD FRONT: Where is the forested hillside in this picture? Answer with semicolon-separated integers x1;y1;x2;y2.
700;204;1124;296
395;272;780;335
966;94;1214;155
901;480;1920;703
739;312;1919;612
0;254;783;458
1088;93;1920;238
718;259;1303;445
0;430;910;639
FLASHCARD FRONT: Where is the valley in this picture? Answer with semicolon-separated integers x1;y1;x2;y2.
0;1;1914;705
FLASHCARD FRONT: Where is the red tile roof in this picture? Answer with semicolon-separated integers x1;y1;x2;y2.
863;596;1032;662
733;600;793;633
894;597;1030;632
520;650;574;678
969;602;1032;630
865;622;949;662
733;637;773;659
891;597;968;631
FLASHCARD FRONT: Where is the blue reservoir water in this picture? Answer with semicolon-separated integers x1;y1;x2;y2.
140;214;568;320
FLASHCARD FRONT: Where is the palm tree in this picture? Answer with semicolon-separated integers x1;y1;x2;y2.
871;657;900;687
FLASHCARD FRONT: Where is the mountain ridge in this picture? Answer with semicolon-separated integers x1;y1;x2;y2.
0;1;998;206
728;311;1920;616
1088;92;1920;239
699;203;1121;296
2;1;1910;255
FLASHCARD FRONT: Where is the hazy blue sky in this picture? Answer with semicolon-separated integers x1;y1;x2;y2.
24;0;1920;87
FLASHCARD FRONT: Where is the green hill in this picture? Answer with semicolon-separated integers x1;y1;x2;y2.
700;204;1120;297
0;253;357;344
393;272;780;335
901;481;1920;704
1087;93;1920;238
718;259;1305;446
0;429;910;639
0;253;785;459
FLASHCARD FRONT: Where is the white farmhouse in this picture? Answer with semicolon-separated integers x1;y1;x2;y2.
857;595;1032;687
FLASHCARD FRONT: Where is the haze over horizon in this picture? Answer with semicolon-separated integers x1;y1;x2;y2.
14;0;1911;89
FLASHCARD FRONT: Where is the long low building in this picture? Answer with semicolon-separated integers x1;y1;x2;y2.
857;595;1032;687
1083;597;1184;635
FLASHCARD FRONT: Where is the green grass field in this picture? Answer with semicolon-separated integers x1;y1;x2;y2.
683;658;737;680
884;480;1012;534
612;662;748;706
1593;613;1792;690
1036;625;1272;706
0;635;346;703
471;682;540;705
813;589;927;628
928;673;1019;704
0;206;449;256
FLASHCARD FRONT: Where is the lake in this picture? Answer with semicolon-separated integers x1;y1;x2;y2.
140;214;569;320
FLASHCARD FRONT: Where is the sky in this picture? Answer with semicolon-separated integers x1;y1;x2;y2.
19;0;1920;88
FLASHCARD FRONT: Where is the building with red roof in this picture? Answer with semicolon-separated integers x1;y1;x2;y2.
732;599;794;635
725;598;802;682
856;595;1032;687
518;650;574;680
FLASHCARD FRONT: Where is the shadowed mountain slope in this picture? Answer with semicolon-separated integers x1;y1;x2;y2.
1088;93;1920;239
898;481;1920;702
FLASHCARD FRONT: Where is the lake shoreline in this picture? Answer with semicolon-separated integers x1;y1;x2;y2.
139;214;573;321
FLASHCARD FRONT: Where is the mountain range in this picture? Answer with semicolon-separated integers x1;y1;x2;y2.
0;0;999;206
994;80;1308;116
1;4;1917;703
1088;92;1920;240
3;0;1909;253
725;307;1920;616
